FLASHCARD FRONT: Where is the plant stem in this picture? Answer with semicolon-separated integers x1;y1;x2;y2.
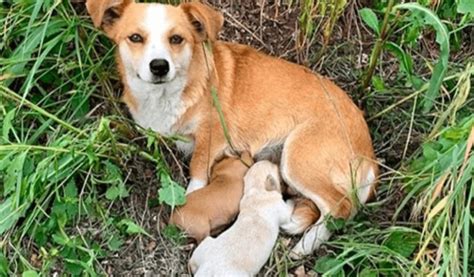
361;0;396;91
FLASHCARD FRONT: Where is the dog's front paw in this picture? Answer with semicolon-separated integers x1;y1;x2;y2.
186;179;206;195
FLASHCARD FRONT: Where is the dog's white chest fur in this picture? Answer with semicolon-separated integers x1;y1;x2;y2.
127;76;186;136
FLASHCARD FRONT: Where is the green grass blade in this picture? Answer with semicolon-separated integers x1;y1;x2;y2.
394;3;450;112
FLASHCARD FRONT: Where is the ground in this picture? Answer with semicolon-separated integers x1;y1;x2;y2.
1;0;473;276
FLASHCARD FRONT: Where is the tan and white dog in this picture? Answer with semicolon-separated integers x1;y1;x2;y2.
188;160;293;276
86;0;378;255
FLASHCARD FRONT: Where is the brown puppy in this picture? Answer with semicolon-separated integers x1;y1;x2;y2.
86;0;379;256
169;152;253;243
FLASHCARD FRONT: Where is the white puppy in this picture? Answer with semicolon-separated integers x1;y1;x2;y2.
188;161;294;276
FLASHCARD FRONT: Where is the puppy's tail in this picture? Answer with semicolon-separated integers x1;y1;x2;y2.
281;198;321;234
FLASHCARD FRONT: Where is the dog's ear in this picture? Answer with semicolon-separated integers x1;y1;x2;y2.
86;0;133;30
180;2;224;42
265;175;279;192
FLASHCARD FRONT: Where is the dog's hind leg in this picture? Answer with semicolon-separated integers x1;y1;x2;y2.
280;120;375;256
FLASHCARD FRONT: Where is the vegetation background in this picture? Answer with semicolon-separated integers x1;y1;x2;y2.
0;0;473;276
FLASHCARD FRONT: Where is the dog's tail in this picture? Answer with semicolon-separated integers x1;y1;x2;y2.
281;198;321;234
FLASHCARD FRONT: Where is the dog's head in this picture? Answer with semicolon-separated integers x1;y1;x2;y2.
86;0;223;85
243;161;281;194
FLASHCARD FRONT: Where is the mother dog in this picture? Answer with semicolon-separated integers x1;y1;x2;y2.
86;0;378;256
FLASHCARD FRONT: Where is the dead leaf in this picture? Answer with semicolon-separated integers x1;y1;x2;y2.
427;195;449;222
294;265;307;277
431;172;449;200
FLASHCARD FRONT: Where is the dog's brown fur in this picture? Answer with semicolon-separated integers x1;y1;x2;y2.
169;152;253;243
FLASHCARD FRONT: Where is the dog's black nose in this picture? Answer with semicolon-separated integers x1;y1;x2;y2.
149;59;169;77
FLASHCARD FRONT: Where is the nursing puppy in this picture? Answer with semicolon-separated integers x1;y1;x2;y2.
86;0;379;256
169;152;253;243
188;161;293;276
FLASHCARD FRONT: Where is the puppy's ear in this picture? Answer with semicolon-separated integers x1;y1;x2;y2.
265;175;279;192
86;0;133;30
180;2;224;42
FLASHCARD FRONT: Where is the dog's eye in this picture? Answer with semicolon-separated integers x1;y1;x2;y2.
129;33;143;43
169;34;183;45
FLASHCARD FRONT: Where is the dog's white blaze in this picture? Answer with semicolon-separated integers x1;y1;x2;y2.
357;167;375;204
120;4;194;137
138;5;174;82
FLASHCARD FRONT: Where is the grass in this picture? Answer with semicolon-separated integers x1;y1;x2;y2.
1;0;473;276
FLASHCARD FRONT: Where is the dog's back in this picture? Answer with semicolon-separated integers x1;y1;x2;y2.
189;161;293;275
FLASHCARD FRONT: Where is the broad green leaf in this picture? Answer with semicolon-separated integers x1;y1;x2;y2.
359;8;380;35
107;235;123;251
105;184;129;201
395;3;450;112
0;152;15;171
118;219;150;236
2;109;15;142
422;143;438;161
372;75;385;91
383;229;420;257
326;216;346;231
314;255;345;276
0;197;21;235
158;183;186;207
457;0;474;14
64;261;83;276
22;270;39;277
52;233;68;246
5;151;27;196
64;180;78;199
104;161;123;185
163;224;186;245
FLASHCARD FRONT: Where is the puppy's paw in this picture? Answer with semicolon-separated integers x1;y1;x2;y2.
289;243;307;260
289;223;332;259
281;218;304;235
286;199;296;210
186;179;206;195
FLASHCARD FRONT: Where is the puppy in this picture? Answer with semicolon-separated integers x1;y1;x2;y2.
86;0;379;256
188;161;293;276
169;152;253;243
